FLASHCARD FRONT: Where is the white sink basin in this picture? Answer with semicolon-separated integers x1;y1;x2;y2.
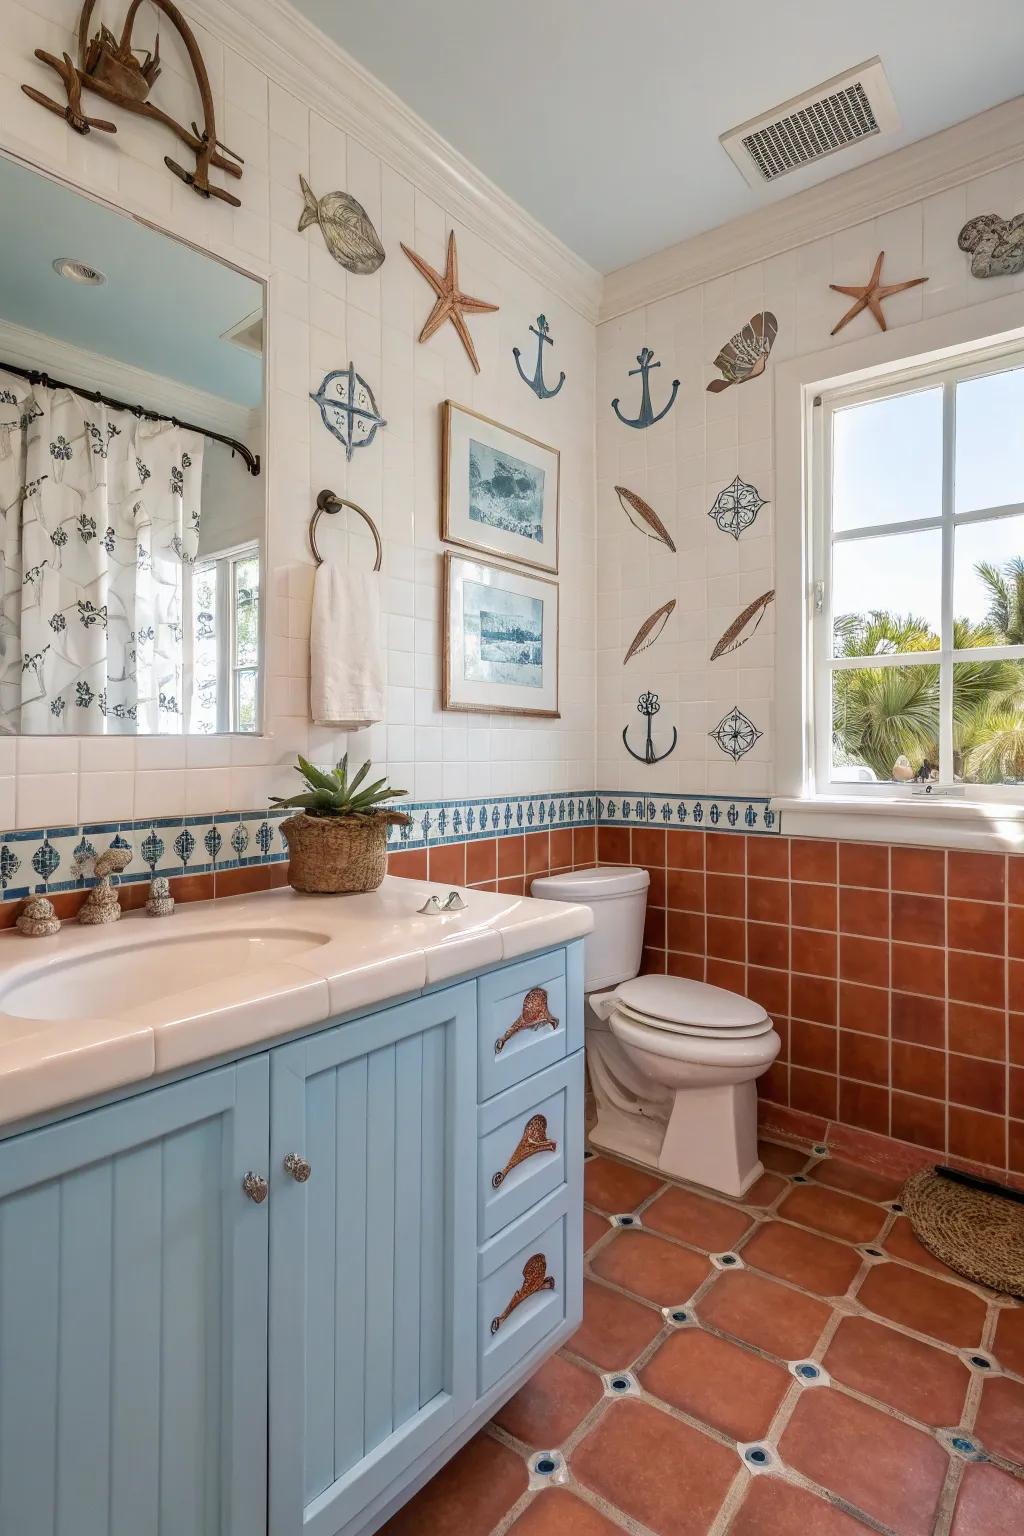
0;928;331;1022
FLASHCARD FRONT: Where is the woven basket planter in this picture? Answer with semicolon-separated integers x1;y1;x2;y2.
280;811;411;894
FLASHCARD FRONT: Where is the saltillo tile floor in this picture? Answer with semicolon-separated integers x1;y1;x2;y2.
382;1142;1024;1536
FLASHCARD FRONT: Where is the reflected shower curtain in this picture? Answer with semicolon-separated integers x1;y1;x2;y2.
0;374;204;733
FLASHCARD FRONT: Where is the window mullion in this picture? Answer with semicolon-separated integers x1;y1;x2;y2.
939;378;955;784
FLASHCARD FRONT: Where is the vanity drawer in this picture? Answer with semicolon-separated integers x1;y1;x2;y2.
478;1055;583;1243
477;950;574;1100
478;1195;570;1394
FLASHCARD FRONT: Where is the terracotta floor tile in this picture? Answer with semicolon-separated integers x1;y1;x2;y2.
699;1268;832;1359
995;1305;1024;1375
492;1353;602;1448
884;1216;961;1278
824;1314;970;1427
506;1490;623;1536
639;1327;791;1441
759;1139;812;1174
583;1209;609;1253
742;1220;863;1297
778;1184;886;1244
589;1230;710;1307
809;1158;904;1203
742;1170;789;1206
975;1375;1024;1464
730;1476;874;1536
570;1279;664;1370
583;1156;663;1214
379;1432;527;1536
643;1184;753;1251
780;1387;949;1536
571;1398;738;1536
951;1461;1024;1535
857;1263;987;1348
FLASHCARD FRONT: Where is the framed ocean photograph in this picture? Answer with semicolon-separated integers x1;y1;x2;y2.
441;400;560;573
443;552;559;718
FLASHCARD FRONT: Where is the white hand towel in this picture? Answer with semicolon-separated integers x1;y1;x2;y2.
310;562;385;728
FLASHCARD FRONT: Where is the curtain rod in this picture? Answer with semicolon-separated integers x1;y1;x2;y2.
0;359;261;476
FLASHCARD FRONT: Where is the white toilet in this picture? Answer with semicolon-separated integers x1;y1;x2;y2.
531;865;781;1197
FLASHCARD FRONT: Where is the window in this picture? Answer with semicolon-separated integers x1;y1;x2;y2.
814;348;1024;799
190;542;260;733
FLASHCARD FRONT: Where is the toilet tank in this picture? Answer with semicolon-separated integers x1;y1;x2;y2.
530;866;650;991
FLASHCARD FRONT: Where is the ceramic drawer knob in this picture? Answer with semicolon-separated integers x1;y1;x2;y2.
242;1171;269;1204
283;1152;312;1183
494;987;559;1054
490;1253;555;1335
491;1114;558;1188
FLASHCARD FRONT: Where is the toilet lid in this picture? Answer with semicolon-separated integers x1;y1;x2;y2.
616;974;769;1031
613;1000;773;1040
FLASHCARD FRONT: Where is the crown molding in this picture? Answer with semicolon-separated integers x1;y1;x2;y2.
185;0;603;324
601;95;1024;323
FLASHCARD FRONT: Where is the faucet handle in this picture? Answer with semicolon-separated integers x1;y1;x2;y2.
442;891;466;911
418;895;443;915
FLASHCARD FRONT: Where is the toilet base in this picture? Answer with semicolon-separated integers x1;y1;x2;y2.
591;1078;764;1199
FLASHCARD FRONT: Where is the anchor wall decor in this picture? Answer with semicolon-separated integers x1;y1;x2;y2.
513;315;565;399
612;348;679;429
21;0;244;206
623;691;678;765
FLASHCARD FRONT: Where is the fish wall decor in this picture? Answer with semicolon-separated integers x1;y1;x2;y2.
709;590;775;660
624;600;676;665
706;312;777;393
615;486;676;551
298;176;385;275
958;213;1024;278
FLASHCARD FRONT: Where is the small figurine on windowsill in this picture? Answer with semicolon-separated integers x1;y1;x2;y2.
913;760;939;783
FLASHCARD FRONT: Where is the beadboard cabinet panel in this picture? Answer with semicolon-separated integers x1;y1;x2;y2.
269;983;477;1536
0;1060;270;1536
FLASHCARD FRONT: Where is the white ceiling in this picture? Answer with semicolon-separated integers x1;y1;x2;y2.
291;0;1024;273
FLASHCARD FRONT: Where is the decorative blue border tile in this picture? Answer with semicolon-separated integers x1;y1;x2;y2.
597;792;779;835
387;792;598;852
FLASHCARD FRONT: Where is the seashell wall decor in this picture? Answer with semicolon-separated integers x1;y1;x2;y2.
615;486;676;551
710;590;775;660
706;313;777;393
958;213;1024;278
297;176;385;274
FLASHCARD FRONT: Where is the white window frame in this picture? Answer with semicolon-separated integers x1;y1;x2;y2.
773;292;1024;851
191;540;261;734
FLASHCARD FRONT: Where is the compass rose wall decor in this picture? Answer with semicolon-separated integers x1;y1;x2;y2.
401;231;499;375
708;477;767;540
710;707;763;761
310;364;386;461
514;315;565;399
829;251;927;335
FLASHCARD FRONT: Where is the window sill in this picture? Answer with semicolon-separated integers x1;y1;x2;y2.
770;794;1024;852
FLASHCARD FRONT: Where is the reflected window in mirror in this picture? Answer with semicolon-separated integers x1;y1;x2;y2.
0;153;266;736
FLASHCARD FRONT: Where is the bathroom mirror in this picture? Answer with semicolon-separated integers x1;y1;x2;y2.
0;154;266;735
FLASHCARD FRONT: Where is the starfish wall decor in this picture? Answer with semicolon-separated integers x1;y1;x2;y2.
400;231;498;374
829;251;927;336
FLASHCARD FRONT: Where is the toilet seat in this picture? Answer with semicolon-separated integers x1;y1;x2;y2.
613;973;771;1038
609;1006;781;1068
613;999;774;1040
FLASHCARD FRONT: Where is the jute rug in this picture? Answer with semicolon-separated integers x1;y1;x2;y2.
901;1168;1024;1298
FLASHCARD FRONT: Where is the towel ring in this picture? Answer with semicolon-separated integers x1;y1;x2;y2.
309;489;382;571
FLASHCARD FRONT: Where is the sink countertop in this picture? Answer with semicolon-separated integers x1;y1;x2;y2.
0;876;592;1130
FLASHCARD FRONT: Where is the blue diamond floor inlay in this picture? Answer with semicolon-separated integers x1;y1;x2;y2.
535;1457;557;1475
671;1309;689;1323
610;1377;630;1392
744;1447;770;1467
796;1364;820;1380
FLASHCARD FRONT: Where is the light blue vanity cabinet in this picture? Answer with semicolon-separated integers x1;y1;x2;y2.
0;941;584;1536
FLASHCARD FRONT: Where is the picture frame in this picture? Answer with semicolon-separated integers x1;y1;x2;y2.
441;400;560;574
443;552;559;718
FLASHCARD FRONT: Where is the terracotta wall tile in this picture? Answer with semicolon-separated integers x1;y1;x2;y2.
549;828;573;869
840;934;890;988
706;874;744;917
791;839;837;884
892;992;946;1048
790;1066;838;1119
644;908;666;950
892;1091;945;1152
891;942;944;997
760;1060;790;1106
840;1031;889;1087
1010;962;1024;1013
524;830;550;876
791;1020;837;1073
948;1055;1006;1115
642;946;667;975
840;982;889;1037
790;882;836;931
706;832;745;874
948;1002;1005;1062
217;864;272;898
597;826;629;864
839;842;890;889
707;957;745;992
892;846;945;895
1010;1120;1024;1175
666;829;704;869
667;950;705;981
667;868;705;912
748;966;790;1017
791;973;837;1027
573;825;596;866
497;875;526;896
648;866;666;906
747;922;789;971
1009;856;1024;906
839;1079;889;1135
632;827;665;868
892;1042;946;1100
747;877;789;925
667;909;705;955
839;886;889;937
947;899;1005;956
948;1105;1006;1167
430;841;467;885
1012;1015;1024;1066
948;851;1006;904
747;836;789;879
1010;1066;1024;1119
466;838;497;885
497;836;525;878
707;916;745;962
389;848;427;879
892;893;945;948
948;949;1005;1010
792;927;837;978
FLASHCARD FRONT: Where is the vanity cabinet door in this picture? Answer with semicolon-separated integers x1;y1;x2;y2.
269;983;477;1536
0;1059;270;1536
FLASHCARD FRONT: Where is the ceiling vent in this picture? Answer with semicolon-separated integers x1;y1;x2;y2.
720;58;900;188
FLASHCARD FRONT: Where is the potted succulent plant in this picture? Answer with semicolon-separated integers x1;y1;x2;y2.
271;755;411;894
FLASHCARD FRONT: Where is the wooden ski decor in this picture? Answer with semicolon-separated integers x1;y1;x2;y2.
829;251;927;335
21;0;244;205
401;232;498;374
